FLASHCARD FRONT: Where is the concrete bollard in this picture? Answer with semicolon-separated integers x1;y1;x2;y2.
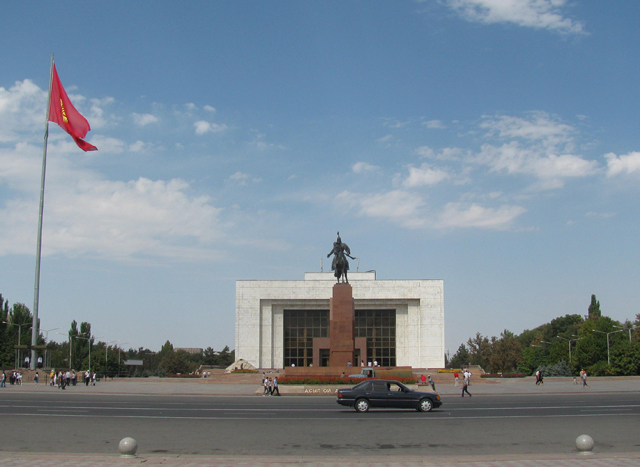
119;437;138;457
575;434;594;454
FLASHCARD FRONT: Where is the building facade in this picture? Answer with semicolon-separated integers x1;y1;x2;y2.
235;272;444;369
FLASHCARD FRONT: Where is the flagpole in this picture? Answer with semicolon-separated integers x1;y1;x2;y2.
30;54;54;370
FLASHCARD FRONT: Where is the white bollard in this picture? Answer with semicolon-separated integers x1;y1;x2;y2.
575;434;594;454
119;437;138;457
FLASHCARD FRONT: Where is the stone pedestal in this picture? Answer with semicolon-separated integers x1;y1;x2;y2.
329;283;355;367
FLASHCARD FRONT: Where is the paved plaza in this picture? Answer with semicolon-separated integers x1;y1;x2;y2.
1;375;639;466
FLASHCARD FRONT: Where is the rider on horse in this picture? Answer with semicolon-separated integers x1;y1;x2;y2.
327;232;355;283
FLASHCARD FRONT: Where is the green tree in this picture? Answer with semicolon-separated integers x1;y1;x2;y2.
587;294;601;321
466;333;492;371
490;330;522;373
159;349;192;374
448;344;470;369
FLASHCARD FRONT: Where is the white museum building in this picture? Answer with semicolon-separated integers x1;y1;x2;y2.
235;272;445;369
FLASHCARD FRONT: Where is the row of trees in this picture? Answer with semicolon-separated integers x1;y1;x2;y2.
1;294;235;376
448;295;640;376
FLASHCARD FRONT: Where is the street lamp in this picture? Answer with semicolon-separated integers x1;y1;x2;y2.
556;335;582;363
3;321;32;367
531;340;552;347
75;334;103;372
40;327;60;368
614;325;639;343
117;342;131;378
104;340;119;378
593;329;623;365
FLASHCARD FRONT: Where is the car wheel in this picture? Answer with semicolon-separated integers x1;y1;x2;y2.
354;398;370;413
418;398;433;412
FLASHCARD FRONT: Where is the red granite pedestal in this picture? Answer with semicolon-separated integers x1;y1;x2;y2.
329;283;355;367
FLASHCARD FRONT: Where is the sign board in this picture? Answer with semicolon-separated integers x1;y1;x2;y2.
124;359;143;366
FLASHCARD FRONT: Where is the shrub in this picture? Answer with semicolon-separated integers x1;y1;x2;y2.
277;376;417;385
480;373;525;378
534;360;572;377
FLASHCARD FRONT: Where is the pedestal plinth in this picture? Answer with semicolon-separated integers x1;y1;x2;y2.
329;283;355;367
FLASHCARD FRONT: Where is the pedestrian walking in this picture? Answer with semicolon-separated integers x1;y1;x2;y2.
263;376;270;396
272;376;280;396
0;371;6;387
428;374;436;392
454;371;459;387
461;380;472;397
34;372;39;386
581;369;589;388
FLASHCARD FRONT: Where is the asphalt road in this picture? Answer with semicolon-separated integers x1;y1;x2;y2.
1;392;638;456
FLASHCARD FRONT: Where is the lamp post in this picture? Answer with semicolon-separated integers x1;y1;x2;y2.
104;340;119;378
75;335;103;372
614;325;639;343
593;329;623;365
3;321;32;368
118;342;131;378
556;335;582;363
59;332;76;370
40;327;60;368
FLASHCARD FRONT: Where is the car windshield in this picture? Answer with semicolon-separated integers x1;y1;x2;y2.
387;381;409;392
352;381;371;390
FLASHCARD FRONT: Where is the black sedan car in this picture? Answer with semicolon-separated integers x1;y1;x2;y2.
337;379;442;412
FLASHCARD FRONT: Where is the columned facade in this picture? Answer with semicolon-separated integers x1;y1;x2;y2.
235;272;444;369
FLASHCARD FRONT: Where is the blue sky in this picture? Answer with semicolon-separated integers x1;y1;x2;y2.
2;1;640;357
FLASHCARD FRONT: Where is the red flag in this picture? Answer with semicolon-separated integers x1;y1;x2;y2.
48;63;97;152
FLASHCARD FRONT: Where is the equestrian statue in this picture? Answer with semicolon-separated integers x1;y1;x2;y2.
327;232;355;283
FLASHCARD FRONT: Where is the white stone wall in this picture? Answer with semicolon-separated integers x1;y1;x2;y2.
235;272;444;369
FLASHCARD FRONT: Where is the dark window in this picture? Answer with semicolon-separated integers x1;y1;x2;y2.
283;310;329;367
355;309;396;366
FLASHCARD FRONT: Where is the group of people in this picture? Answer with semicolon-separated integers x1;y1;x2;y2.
49;369;97;389
419;374;436;391
0;371;22;386
262;374;280;396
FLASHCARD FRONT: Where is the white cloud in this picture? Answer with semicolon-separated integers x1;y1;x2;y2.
129;140;152;152
403;163;448;187
194;120;228;135
0;79;47;143
416;146;465;161
471;113;599;186
0;174;224;260
204;105;216;112
444;0;586;34
230;171;261;185
604;151;640;177
437;202;526;230
132;113;159;127
184;103;197;111
480;112;575;148
87;135;127;154
423;120;446;129
335;189;525;231
352;162;380;174
336;190;426;228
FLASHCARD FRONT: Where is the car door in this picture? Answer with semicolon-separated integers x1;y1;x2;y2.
367;381;391;407
385;381;414;408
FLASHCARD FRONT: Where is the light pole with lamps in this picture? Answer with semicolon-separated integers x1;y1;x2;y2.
614;325;639;343
3;321;32;368
59;332;77;369
593;329;623;365
556;335;582;363
104;340;119;378
117;342;131;377
40;327;60;368
75;334;103;372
